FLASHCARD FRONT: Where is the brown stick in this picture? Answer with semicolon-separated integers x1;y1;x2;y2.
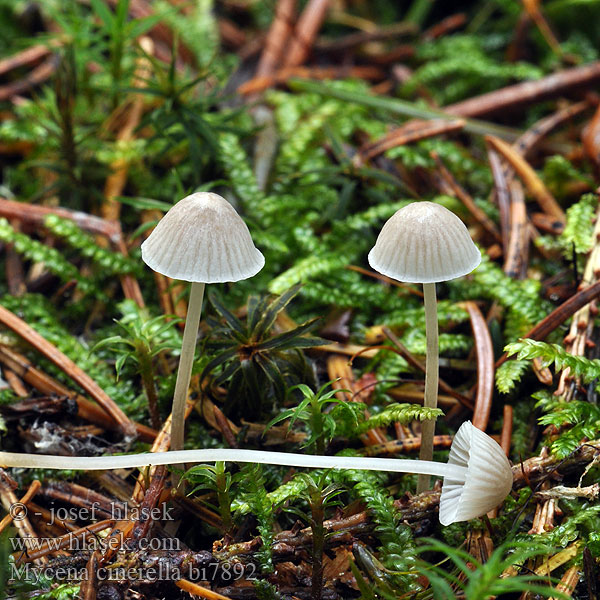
0;140;34;156
0;197;122;242
496;279;600;367
218;18;247;49
504;179;529;278
0;479;41;535
523;0;562;55
551;566;580;599
462;302;494;431
176;580;232;600
371;45;415;66
516;100;590;159
360;434;453;456
0;307;136;439
114;238;145;307
485;135;565;223
100;39;153;308
488;148;512;255
0;344;155;442
41;480;119;517
213;404;239;449
16;520;115;563
0;57;58;102
0;45;51;77
0;472;45;565
356;119;465;164
128;466;168;550
3;366;28;397
431;151;502;242
255;0;297;79
500;405;513;456
239;64;384;95
530;212;564;234
316;21;416;52
283;0;330;68
446;61;600;118
0;196;141;303
101;37;152;224
422;13;467;40
532;356;553;385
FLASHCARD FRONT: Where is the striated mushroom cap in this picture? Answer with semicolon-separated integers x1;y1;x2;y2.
439;421;513;526
368;201;481;283
141;192;265;283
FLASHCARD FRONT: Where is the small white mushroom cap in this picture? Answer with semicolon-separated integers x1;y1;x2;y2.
141;192;265;283
439;421;513;525
368;201;481;283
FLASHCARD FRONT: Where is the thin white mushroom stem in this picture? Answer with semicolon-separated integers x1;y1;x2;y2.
170;281;205;452
0;449;468;480
417;281;439;493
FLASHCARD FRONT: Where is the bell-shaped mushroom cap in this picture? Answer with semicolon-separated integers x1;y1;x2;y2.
141;192;265;283
439;421;513;526
368;201;481;283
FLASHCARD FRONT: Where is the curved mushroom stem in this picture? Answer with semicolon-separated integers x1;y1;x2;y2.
171;281;205;453
0;449;467;480
417;282;439;493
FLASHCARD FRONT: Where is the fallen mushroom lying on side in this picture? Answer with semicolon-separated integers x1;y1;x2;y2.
0;422;512;525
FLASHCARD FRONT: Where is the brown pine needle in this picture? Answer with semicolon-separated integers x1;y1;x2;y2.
485;135;565;223
461;302;494;431
0;479;41;535
176;580;233;600
0;304;136;438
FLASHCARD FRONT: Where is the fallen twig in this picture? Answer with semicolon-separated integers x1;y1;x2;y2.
485;135;565;223
0;306;137;439
0;56;58;102
446;61;600;118
355;119;465;164
461;302;494;431
496;279;600;368
283;0;330;68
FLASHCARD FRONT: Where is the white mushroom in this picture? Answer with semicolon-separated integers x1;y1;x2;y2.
0;422;512;525
438;420;513;525
141;192;264;452
368;201;481;493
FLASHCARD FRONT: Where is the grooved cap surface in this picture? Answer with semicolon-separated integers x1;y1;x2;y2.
439;421;513;525
141;192;265;283
368;201;481;283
